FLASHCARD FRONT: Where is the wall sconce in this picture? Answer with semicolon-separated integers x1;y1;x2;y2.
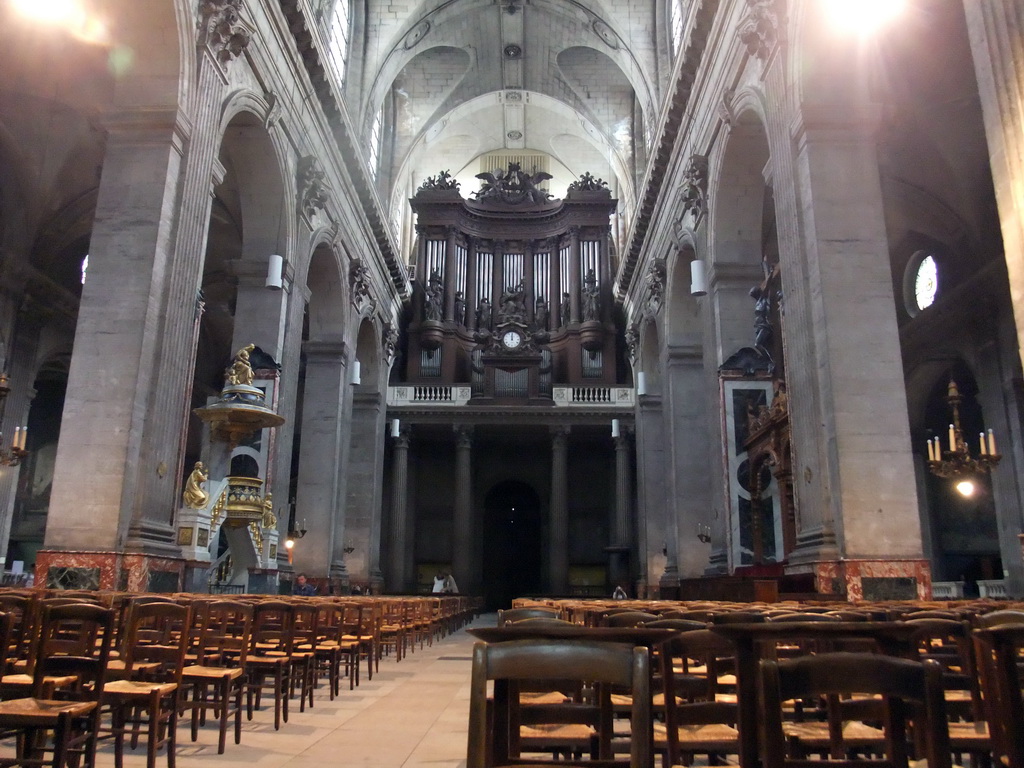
611;419;620;438
697;523;711;543
636;372;647;396
390;418;400;438
349;359;361;386
0;374;27;467
265;254;284;290
284;520;306;564
690;259;708;296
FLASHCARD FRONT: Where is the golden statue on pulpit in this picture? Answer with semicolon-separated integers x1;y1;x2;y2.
225;344;255;387
182;461;209;509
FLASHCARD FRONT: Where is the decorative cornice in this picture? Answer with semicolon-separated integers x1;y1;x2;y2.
738;0;784;61
614;0;718;300
198;0;252;63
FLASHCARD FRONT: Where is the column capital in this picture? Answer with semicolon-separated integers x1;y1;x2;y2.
301;339;349;363
550;425;571;444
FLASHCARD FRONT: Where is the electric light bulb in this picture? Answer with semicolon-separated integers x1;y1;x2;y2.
955;479;976;498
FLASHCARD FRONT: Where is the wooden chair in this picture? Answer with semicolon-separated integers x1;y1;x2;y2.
759;652;952;768
287;602;316;712
244;601;293;730
466;638;652;768
180;600;252;753
102;601;190;768
603;611;660;628
973;624;1024;768
654;628;740;767
0;603;115;768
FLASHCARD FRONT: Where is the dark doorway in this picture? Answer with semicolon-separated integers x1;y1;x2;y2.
483;480;543;610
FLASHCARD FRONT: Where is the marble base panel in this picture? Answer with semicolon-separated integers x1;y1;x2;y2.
36;551;185;592
787;558;931;601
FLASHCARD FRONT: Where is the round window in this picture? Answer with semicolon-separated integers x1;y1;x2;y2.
904;250;940;316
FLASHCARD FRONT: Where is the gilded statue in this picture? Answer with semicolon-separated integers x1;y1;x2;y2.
225;344;256;387
262;492;278;529
182;461;209;509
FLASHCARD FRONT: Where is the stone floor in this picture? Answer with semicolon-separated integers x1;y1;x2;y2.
112;612;490;768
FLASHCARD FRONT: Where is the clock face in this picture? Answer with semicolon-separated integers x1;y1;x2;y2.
502;330;523;349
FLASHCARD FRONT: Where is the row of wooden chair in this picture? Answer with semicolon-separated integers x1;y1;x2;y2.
488;600;1024;768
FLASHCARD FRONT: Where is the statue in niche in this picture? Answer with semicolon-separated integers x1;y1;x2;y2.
499;281;526;324
582;269;600;321
182;462;209;509
560;292;571;326
749;285;776;373
534;296;548;331
225;344;255;387
424;269;443;321
476;297;492;330
454;291;466;326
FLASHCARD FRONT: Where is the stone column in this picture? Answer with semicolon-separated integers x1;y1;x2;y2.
387;428;411;590
230;259;290;364
549;426;570;594
345;390;387;589
609;430;633;589
786;105;922;574
293;341;348;578
452;425;473;591
44;110;192;567
963;1;1024;375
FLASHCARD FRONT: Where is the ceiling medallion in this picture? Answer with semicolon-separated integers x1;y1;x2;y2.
403;20;430;49
506;130;523;140
592;20;618;49
503;44;523;59
505;90;523;102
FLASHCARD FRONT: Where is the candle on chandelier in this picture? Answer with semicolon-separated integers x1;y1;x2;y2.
988;428;996;456
926;439;935;462
980;432;987;456
12;427;20;451
18;427;27;450
948;424;956;453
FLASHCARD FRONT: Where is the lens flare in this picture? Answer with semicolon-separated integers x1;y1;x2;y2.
955;479;976;498
823;0;905;33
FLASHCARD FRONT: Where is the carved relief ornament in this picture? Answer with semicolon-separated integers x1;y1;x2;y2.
199;0;252;63
738;0;784;61
297;155;330;219
643;259;666;318
680;154;709;224
624;323;640;365
349;257;376;314
382;322;400;366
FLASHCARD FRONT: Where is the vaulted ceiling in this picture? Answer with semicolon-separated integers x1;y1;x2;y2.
322;0;669;232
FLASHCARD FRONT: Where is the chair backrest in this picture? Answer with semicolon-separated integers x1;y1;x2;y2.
195;600;253;667
604;611;660;627
497;607;559;627
975;609;1024;628
0;593;35;670
33;602;116;702
759;652;951;768
973;624;1024;767
120;601;191;683
250;601;295;655
467;638;651;768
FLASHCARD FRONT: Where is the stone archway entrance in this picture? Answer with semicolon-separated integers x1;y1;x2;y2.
482;480;543;610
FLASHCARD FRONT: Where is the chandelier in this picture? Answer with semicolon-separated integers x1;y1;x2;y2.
0;373;27;467
925;380;1000;497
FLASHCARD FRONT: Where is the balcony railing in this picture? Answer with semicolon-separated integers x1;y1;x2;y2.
387;386;635;408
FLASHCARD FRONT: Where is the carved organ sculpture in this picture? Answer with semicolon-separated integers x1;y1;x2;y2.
407;167;620;402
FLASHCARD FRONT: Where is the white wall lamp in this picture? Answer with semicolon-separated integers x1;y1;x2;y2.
611;419;620;438
266;254;284;290
636;372;647;396
349;359;361;386
390;418;400;438
690;259;708;296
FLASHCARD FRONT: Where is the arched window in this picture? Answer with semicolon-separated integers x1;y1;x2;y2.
326;0;350;82
669;0;685;55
